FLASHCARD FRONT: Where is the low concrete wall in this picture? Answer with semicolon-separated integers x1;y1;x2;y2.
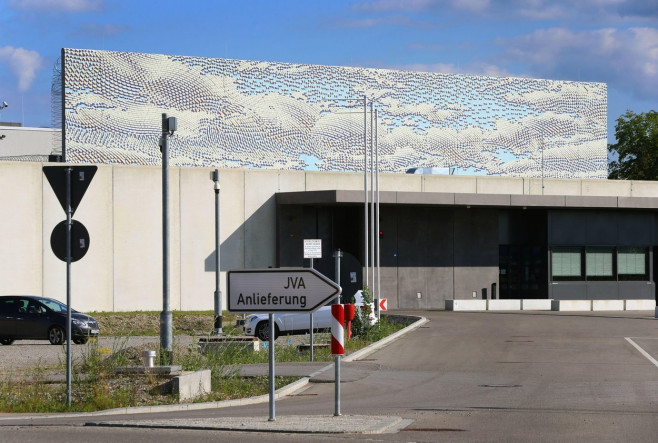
445;300;487;311
551;299;655;311
445;299;653;312
625;299;656;310
521;299;553;310
552;300;592;311
592;300;625;311
488;299;521;310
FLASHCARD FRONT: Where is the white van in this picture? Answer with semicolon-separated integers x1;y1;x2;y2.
238;290;376;340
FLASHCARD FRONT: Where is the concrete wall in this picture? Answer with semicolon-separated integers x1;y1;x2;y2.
2;161;658;312
0;126;59;158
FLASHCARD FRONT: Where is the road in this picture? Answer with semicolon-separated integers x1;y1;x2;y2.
1;310;657;442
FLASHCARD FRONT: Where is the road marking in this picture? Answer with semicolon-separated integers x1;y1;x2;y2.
625;337;658;369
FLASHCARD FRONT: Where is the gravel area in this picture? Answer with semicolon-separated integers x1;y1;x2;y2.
0;336;196;373
0;333;325;374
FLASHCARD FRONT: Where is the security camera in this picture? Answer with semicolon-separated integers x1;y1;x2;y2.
2;101;7;107
167;116;177;135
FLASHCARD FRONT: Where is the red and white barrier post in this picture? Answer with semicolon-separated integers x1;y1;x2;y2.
331;304;345;355
331;304;344;416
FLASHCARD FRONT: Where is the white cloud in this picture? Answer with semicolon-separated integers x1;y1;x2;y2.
0;46;44;92
351;0;658;23
9;0;103;12
500;27;658;98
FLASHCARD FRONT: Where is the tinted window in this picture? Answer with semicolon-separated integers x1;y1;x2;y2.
0;298;19;315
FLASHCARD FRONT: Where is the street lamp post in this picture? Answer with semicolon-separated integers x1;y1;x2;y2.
159;113;177;365
212;169;223;335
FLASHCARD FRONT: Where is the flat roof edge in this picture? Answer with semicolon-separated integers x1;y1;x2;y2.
276;190;658;210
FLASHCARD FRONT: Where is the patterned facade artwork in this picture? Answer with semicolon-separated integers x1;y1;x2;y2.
63;48;607;178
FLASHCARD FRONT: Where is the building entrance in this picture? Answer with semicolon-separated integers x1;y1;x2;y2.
499;245;548;299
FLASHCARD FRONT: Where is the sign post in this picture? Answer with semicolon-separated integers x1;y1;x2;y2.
303;239;322;362
42;165;97;407
331;304;345;416
228;267;341;421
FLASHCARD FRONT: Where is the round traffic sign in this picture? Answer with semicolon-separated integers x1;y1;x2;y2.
50;220;90;262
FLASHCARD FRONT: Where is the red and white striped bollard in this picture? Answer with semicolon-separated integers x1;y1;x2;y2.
331;304;344;356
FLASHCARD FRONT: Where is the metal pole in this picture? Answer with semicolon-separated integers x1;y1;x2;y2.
333;249;343;416
334;354;341;416
375;109;381;320
309;257;314;362
268;313;276;421
370;100;375;300
160;113;173;365
334;249;343;303
363;96;368;290
65;167;72;407
213;169;223;335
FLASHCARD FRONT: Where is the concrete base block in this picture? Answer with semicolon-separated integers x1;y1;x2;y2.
487;299;521;310
445;300;487;311
173;369;211;403
552;300;592;311
592;300;625;311
624;299;656;311
521;299;553;310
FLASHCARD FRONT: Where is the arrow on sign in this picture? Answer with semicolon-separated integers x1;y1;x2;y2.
43;166;97;217
379;298;387;311
227;268;341;313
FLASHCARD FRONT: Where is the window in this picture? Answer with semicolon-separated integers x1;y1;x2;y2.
617;247;648;281
586;246;615;281
550;245;650;282
551;247;583;280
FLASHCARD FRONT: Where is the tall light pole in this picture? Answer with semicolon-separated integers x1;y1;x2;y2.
212;169;223;335
159;113;177;365
375;109;381;319
363;95;369;291
370;100;375;299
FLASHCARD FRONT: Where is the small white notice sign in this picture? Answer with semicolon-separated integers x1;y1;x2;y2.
304;239;322;259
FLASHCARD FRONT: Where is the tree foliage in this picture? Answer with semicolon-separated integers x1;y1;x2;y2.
608;110;658;180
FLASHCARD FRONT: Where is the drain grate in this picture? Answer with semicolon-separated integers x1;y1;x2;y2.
479;384;522;388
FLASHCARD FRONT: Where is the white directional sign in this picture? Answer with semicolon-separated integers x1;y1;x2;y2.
227;268;341;313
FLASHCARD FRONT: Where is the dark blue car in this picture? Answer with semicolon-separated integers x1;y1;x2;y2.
0;296;99;345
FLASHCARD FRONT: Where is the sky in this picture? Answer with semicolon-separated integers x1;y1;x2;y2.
0;0;656;143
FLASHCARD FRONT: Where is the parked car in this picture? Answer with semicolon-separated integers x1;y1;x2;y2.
0;295;100;345
238;290;376;341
